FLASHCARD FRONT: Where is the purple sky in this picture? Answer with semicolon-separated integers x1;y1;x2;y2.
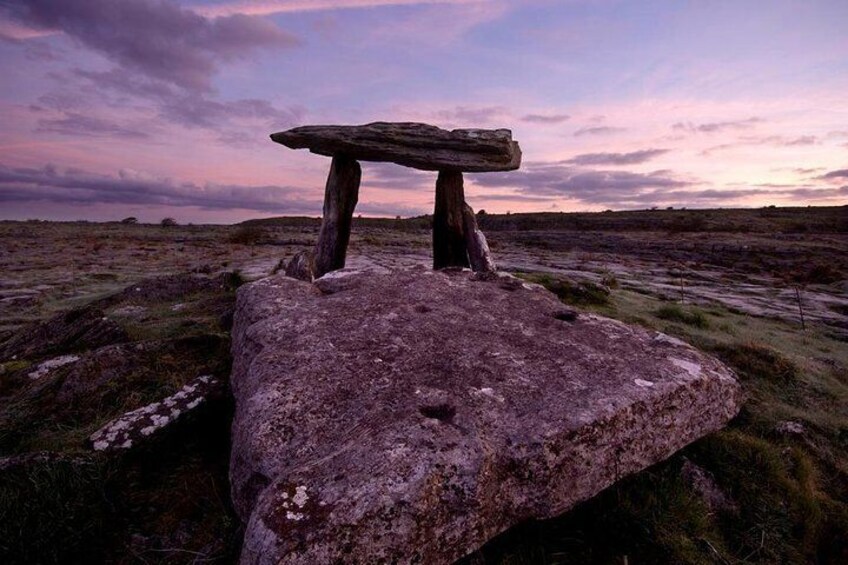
1;0;846;223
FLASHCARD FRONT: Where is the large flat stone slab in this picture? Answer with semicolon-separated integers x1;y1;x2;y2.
229;267;741;564
270;122;522;172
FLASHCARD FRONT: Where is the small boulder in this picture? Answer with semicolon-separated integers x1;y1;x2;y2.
680;457;737;515
774;420;806;436
285;250;315;282
27;354;80;380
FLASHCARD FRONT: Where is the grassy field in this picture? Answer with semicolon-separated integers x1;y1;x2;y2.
1;207;846;564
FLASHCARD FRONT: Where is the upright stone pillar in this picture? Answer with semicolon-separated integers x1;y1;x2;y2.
462;203;496;272
314;155;361;278
433;170;470;269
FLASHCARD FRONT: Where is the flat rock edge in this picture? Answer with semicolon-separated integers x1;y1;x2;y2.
229;268;742;564
271;121;522;172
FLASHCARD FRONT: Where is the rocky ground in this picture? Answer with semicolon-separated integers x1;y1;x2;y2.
1;208;847;564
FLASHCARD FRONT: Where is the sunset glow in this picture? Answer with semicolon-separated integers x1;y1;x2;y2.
1;0;846;223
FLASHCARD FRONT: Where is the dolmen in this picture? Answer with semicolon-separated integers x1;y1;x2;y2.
270;122;521;279
229;266;742;564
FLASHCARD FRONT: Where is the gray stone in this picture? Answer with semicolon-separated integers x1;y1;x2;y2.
271;122;521;173
230;267;741;564
0;305;128;362
774;420;806;436
313;155;361;278
89;374;223;452
27;354;80;380
680;458;737;515
285;250;315;282
462;203;496;272
433;170;469;269
0;451;94;472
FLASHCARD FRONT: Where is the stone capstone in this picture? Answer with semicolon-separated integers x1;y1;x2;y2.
271;122;521;172
229;267;742;564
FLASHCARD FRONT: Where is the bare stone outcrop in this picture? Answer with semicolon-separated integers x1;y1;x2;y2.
89;374;224;452
0;305;128;363
271;122;521;172
229;267;742;564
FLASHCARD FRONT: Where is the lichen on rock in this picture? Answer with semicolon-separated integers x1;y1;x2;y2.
229;266;742;564
89;374;222;452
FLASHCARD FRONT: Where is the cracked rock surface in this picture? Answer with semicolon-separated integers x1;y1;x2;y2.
89;374;222;452
230;266;742;564
271;122;521;172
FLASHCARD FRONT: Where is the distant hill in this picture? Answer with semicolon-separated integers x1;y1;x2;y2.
243;205;848;234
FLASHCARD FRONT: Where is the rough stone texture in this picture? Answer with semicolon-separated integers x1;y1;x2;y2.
230;267;742;565
27;354;80;380
95;272;235;308
462;203;496;272
89;374;223;452
0;451;94;472
433;171;470;269
0;305;128;362
47;335;230;423
271;122;522;173
314;155;362;278
680;458;737;515
285;250;314;282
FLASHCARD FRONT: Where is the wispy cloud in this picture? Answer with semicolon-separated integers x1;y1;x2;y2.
0;162;319;213
573;126;626;137
192;0;486;18
3;0;298;91
701;134;821;156
472;193;556;203
0;161;430;218
35;112;153;140
434;105;508;125
520;113;570;124
672;117;764;134
360;162;434;190
563;149;669;166
470;161;692;206
469;159;848;208
39;68;305;145
819;168;848;181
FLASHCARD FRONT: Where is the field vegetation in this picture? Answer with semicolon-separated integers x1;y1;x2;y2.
1;206;846;563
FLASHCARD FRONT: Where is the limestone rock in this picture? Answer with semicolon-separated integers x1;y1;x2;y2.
285;250;315;282
271;122;522;173
462;203;496;272
229;267;741;564
774;420;806;436
27;354;80;380
95;272;235;308
53;335;228;409
89;374;223;452
313;155;361;278
0;305;128;363
433;170;470;269
0;450;94;472
680;457;737;515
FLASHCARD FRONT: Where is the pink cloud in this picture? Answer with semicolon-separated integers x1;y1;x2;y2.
193;0;488;18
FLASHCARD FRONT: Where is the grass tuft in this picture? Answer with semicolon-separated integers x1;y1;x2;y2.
654;304;711;329
712;341;799;383
227;226;267;246
519;273;611;306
